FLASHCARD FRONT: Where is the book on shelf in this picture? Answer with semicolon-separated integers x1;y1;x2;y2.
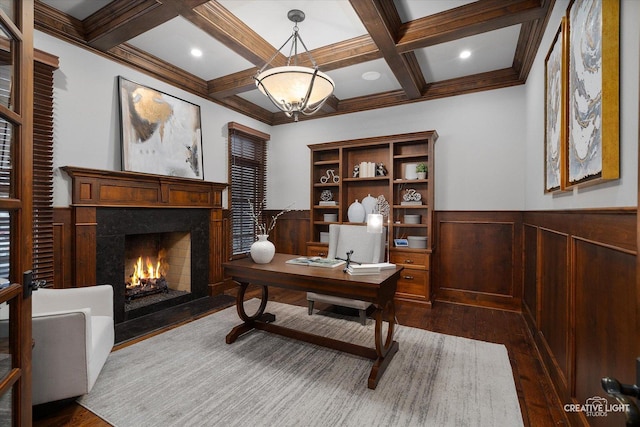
319;201;337;206
346;262;396;275
286;256;346;268
401;201;422;206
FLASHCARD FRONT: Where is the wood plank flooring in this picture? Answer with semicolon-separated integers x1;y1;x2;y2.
34;287;569;426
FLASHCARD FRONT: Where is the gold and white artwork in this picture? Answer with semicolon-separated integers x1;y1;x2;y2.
545;22;563;192
119;77;204;179
568;0;602;183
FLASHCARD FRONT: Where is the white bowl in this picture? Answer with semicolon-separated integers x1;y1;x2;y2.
407;236;427;249
324;213;338;222
404;214;421;224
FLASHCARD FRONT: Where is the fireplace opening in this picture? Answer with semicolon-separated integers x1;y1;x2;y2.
96;207;210;323
124;232;191;312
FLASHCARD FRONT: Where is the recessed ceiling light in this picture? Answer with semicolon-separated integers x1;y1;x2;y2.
459;50;471;59
362;71;381;81
191;48;203;58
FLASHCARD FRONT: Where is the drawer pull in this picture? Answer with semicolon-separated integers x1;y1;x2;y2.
404;259;414;264
402;275;414;280
318;252;327;257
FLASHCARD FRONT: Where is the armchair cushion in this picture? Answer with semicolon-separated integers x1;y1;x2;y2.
32;285;114;405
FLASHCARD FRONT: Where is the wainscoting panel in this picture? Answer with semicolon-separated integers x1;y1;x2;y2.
269;210;309;256
573;238;636;416
53;207;72;288
523;209;637;427
433;211;523;310
523;224;537;326
538;228;570;390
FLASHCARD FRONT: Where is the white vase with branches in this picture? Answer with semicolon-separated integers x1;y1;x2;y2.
247;199;292;264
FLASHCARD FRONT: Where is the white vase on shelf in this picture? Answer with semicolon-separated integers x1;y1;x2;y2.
250;234;275;264
347;199;366;223
361;194;377;215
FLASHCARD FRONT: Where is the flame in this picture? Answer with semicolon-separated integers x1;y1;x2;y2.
128;256;163;287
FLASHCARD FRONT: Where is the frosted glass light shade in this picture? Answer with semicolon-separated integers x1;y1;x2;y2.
367;213;384;233
256;66;334;107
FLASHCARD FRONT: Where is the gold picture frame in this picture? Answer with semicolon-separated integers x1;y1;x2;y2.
544;18;566;193
563;0;619;189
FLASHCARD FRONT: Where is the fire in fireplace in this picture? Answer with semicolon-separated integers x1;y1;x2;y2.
124;232;192;310
125;252;169;300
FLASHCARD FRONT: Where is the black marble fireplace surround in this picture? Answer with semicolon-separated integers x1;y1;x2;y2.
96;207;210;324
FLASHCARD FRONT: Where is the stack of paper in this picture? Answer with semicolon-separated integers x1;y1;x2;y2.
346;263;396;275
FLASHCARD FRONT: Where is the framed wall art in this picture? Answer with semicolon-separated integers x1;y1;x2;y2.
564;0;619;188
544;18;566;193
118;76;204;179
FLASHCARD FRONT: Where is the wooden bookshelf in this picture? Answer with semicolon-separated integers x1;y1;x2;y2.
307;131;438;306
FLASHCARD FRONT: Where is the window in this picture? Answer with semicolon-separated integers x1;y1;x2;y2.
228;123;269;257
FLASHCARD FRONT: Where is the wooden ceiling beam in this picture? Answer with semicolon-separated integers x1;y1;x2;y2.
306;35;382;71
113;43;208;94
396;0;548;52
349;0;424;99
84;0;214;51
512;0;555;80
207;34;382;99
208;69;256;99
183;1;286;67
35;0;552;126
84;0;179;51
216;95;276;124
35;0;85;44
273;67;523;125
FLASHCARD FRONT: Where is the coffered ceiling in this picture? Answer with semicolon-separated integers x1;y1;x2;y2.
35;0;554;125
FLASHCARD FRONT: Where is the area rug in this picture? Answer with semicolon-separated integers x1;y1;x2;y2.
78;300;524;427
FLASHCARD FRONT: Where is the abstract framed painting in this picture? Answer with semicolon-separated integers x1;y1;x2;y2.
118;76;204;179
544;18;566;193
564;0;619;188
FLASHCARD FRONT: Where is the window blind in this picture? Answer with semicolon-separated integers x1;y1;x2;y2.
32;61;55;285
228;123;269;256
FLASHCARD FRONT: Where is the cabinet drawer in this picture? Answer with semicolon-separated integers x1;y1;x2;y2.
390;252;429;268
397;269;429;297
307;244;329;257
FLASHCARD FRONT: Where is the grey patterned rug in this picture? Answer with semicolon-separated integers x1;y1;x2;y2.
78;300;523;427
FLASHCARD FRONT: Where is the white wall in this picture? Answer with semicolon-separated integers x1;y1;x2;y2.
524;0;638;209
269;86;527;211
34;31;271;207
36;0;639;212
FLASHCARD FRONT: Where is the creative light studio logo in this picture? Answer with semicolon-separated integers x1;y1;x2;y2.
564;396;629;417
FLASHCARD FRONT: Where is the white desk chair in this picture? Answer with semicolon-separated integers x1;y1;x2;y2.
307;224;385;325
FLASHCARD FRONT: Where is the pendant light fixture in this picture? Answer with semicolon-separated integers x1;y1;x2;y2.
254;9;335;122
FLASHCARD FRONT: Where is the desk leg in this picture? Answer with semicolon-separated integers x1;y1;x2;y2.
226;281;275;344
368;299;399;389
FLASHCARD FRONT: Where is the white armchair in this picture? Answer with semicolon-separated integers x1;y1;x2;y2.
307;224;386;325
32;285;114;405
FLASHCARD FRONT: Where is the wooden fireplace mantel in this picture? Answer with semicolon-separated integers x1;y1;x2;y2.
62;166;228;292
62;166;226;208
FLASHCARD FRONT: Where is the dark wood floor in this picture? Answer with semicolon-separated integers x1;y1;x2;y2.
33;287;569;426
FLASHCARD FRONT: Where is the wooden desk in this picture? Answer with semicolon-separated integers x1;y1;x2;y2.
223;253;403;389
